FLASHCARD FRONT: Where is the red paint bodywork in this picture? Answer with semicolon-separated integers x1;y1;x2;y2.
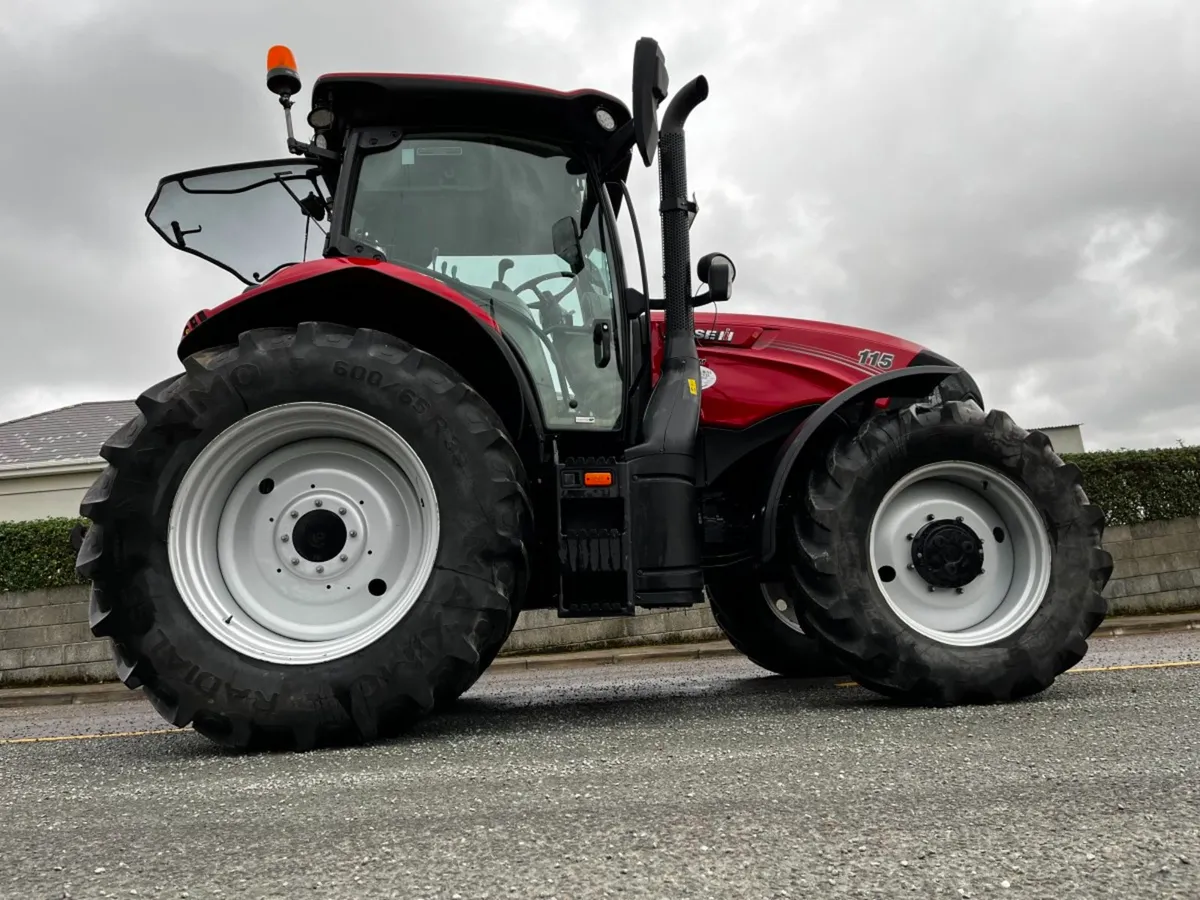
650;311;925;429
180;263;926;433
180;258;499;339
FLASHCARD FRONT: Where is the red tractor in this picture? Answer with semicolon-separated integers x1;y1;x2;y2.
76;39;1113;750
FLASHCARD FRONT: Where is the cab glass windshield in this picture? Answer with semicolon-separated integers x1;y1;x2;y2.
348;135;623;430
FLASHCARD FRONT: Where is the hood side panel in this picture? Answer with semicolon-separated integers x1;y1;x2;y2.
650;311;926;429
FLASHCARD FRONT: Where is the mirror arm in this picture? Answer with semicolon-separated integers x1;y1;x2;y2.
599;120;636;173
287;137;341;162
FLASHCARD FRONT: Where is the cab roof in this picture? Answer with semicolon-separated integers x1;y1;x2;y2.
311;73;634;175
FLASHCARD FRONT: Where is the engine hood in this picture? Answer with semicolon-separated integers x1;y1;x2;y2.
648;310;979;429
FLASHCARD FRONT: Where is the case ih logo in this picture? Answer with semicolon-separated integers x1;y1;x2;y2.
695;327;735;342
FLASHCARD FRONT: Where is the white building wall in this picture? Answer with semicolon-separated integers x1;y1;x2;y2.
1035;425;1085;454
0;467;104;522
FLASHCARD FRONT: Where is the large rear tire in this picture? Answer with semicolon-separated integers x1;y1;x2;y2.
705;563;846;678
77;322;532;750
788;400;1112;704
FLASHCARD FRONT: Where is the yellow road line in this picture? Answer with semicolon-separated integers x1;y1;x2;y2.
836;658;1200;687
0;727;187;746
1071;660;1200;673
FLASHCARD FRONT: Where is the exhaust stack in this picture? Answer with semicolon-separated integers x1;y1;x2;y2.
657;75;709;348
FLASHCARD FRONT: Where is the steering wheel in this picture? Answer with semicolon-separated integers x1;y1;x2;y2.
512;270;579;308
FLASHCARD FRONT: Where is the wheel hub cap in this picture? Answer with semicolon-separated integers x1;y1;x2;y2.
291;509;348;563
911;518;984;589
272;490;369;581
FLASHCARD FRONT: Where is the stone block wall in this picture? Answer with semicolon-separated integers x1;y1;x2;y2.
1102;515;1200;615
0;586;113;686
2;516;1199;686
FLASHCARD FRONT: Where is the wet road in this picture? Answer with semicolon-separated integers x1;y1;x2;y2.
1;631;1198;899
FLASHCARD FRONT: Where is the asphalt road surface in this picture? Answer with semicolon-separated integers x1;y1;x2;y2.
1;631;1198;900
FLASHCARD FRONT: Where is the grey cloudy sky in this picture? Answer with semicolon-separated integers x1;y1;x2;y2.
2;0;1197;450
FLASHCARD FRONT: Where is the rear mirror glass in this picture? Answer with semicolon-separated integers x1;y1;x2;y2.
697;251;735;303
632;38;669;166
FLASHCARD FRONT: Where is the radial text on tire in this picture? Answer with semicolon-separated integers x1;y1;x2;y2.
75;322;532;750
786;400;1113;704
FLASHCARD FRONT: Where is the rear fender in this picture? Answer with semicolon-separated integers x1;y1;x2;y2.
759;365;962;563
176;260;544;443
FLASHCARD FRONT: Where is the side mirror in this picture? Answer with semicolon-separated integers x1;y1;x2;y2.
632;37;669;167
552;216;584;274
697;252;735;303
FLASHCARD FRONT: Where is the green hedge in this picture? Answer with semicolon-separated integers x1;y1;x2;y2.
0;446;1197;592
0;517;88;593
1062;446;1200;528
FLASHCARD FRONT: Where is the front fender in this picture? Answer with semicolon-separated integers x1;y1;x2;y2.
175;259;544;444
178;257;499;352
758;365;963;563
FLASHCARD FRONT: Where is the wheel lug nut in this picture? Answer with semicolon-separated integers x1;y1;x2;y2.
316;565;325;574
339;507;347;515
956;516;963;522
290;558;299;566
290;511;299;519
349;530;358;538
907;564;915;570
928;585;936;592
955;587;964;594
340;554;348;562
281;535;289;543
926;514;935;521
314;499;323;508
906;533;913;540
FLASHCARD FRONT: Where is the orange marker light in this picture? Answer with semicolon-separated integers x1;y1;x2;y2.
584;472;613;487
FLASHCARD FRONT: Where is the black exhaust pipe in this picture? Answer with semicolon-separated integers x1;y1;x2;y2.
657;75;709;350
625;73;709;610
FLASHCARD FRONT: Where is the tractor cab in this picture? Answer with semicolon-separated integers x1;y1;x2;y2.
147;60;659;437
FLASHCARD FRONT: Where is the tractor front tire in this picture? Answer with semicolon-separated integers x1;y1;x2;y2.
788;400;1112;704
705;564;846;679
77;322;532;750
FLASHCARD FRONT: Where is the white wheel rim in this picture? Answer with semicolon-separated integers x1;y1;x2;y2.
867;461;1051;647
168;402;440;665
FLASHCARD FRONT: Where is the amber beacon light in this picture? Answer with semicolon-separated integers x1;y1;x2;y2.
266;45;301;97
